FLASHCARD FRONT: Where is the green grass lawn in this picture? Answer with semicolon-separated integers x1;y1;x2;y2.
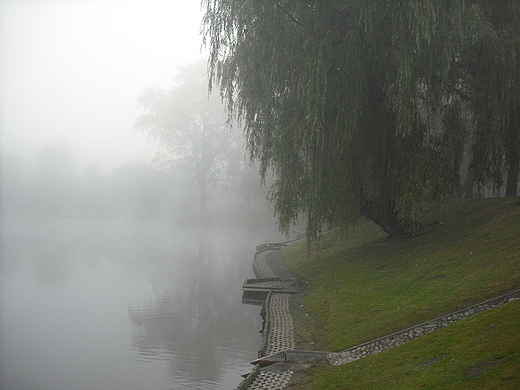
290;299;520;389
284;197;520;389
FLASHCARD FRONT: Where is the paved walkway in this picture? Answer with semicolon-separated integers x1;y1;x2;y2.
245;370;293;390
263;293;296;356
253;248;279;279
237;248;296;390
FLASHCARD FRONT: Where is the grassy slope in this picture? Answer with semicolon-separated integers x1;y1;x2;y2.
284;197;520;389
290;299;520;389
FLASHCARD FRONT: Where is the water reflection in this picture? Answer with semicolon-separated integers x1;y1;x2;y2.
0;215;288;389
128;236;260;386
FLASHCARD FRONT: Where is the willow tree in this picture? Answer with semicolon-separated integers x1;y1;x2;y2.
203;1;509;236
461;0;520;197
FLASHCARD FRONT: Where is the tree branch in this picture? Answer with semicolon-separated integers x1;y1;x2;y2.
275;3;303;26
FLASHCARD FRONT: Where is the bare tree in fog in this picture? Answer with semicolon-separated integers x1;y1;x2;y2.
134;60;241;213
227;161;275;206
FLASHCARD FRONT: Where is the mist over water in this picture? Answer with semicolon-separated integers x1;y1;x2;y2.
0;3;283;387
0;215;290;389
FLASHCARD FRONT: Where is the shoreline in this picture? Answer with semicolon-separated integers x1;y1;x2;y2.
235;243;301;390
237;237;520;389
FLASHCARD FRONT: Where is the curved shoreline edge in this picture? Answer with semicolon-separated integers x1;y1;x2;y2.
235;241;520;390
235;243;299;390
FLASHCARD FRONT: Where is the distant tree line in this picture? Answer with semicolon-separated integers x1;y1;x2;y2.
203;0;520;236
1;61;272;218
0;144;268;217
0;146;175;217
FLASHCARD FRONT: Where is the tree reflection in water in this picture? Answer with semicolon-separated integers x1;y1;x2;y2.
128;231;265;388
1;216;285;389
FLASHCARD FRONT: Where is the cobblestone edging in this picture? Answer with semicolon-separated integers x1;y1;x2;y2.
235;365;261;390
253;248;279;279
263;292;296;356
328;288;520;365
235;247;295;390
235;243;520;390
246;370;293;390
258;293;272;358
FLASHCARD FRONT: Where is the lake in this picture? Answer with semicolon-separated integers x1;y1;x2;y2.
0;215;290;390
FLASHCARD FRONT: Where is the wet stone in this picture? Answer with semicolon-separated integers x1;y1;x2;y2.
241;249;296;390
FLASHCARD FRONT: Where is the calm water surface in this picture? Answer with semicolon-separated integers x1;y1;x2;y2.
0;215;290;390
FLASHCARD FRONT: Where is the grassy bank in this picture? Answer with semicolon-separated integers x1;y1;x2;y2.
284;197;520;389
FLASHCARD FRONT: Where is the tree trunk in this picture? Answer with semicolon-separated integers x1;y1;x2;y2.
360;200;405;237
505;110;519;197
198;175;208;213
505;158;519;196
462;166;475;198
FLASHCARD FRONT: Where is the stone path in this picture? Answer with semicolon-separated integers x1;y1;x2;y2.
253;249;278;279
246;370;293;390
236;248;296;390
263;293;296;356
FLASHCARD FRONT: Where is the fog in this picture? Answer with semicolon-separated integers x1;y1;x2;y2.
0;0;275;216
0;2;287;389
0;0;204;172
0;143;273;217
0;216;292;389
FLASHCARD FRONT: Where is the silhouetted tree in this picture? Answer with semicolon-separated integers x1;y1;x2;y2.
460;0;520;197
134;60;240;213
203;0;518;236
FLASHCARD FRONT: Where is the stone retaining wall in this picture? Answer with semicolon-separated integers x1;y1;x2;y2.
259;292;272;358
235;364;261;390
234;293;272;390
236;241;520;390
328;288;520;365
253;250;278;279
234;245;298;390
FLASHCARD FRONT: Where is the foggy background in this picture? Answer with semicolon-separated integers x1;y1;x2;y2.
0;0;271;217
0;3;284;389
1;0;202;171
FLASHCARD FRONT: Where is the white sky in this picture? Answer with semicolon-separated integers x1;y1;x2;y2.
0;0;205;172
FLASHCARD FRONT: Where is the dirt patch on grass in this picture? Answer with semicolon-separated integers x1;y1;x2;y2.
463;359;502;377
416;354;447;369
